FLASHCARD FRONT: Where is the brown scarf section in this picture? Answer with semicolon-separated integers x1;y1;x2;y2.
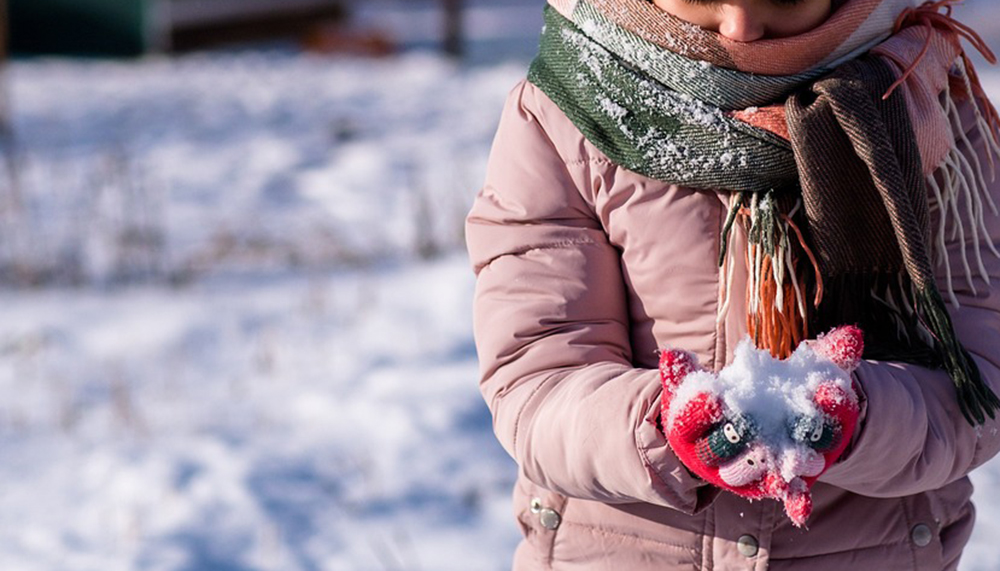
734;52;1000;424
749;52;1000;423
788;54;1000;424
718;5;1000;425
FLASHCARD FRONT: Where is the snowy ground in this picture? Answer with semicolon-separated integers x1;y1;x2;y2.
3;3;1000;569
0;52;525;286
0;253;519;570
0;50;526;570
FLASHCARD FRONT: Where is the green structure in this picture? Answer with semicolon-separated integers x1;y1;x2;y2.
6;0;461;58
10;0;151;56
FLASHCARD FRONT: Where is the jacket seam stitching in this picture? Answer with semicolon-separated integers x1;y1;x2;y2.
522;79;611;215
511;381;548;464
565;156;615;168
701;505;713;570
899;496;920;570
557;520;700;555
766;538;922;561
564;154;610;219
477;238;599;274
938;490;955;528
545;494;569;566
712;195;725;372
753;503;768;570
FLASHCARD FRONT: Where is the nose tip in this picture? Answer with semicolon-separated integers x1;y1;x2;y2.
718;8;766;42
781;448;826;481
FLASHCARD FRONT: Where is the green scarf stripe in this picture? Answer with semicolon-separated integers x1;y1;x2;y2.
568;0;827;111
529;6;798;193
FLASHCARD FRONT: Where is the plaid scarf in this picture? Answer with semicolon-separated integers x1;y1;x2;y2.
528;0;1000;425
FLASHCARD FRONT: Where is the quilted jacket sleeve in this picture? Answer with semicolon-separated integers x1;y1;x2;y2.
821;101;1000;497
465;80;715;513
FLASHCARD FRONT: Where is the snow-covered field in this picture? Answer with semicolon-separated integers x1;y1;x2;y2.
0;252;520;570
0;51;526;570
0;52;526;286
3;3;1000;569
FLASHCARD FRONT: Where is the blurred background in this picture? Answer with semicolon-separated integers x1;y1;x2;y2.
0;1;999;570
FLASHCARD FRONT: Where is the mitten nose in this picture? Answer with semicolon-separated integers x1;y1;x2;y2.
780;447;826;481
718;443;771;487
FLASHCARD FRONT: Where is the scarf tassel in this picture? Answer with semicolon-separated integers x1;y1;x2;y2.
931;57;1000;305
925;61;1000;423
728;191;815;360
917;285;1000;424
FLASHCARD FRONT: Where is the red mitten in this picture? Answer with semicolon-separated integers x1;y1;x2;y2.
659;326;863;528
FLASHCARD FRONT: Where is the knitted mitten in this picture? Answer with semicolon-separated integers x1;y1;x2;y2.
659;326;863;527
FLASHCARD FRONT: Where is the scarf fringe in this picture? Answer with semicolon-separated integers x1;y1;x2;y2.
730;191;813;359
929;63;1000;309
917;57;1000;425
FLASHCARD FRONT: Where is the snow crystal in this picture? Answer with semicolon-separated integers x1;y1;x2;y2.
599;97;628;120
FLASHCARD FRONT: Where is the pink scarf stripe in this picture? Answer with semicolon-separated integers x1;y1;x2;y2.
874;27;963;174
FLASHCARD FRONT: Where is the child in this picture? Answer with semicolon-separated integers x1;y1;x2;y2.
466;0;1000;568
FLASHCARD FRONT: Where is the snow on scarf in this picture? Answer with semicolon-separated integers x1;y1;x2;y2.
528;0;1000;424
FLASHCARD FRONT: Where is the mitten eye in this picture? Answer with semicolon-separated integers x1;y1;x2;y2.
723;422;741;443
790;415;841;451
809;424;824;443
695;415;756;466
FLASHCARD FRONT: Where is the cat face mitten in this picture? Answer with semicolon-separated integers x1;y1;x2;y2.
659;326;863;527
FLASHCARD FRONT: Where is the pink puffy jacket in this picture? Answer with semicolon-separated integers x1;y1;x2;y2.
466;79;1000;570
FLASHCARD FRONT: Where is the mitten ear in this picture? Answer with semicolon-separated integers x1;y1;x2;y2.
810;325;864;372
669;392;722;439
814;382;859;421
659;349;700;394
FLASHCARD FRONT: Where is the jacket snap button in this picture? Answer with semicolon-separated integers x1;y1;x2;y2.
737;534;759;557
539;508;561;530
911;523;933;547
530;498;543;514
